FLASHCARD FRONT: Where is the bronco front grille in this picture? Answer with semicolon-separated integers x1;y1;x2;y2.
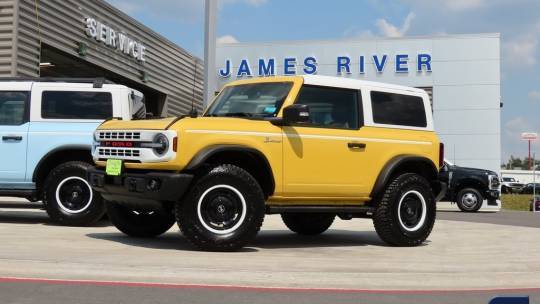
98;148;141;158
98;131;141;140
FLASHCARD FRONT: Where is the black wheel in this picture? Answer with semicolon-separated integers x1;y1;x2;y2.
106;202;175;237
281;213;335;235
43;161;105;226
176;164;265;251
373;173;436;247
456;188;483;212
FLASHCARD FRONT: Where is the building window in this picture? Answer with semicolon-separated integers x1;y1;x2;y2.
371;91;427;127
0;91;29;125
295;85;360;130
41;91;113;119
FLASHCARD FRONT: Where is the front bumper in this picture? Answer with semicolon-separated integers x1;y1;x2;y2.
87;167;193;209
485;189;500;206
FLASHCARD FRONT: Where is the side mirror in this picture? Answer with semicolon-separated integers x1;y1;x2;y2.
283;104;310;125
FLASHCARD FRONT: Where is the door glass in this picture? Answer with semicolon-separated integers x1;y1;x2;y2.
295;86;360;129
0;92;29;125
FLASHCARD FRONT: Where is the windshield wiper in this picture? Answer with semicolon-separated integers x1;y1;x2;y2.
223;112;253;117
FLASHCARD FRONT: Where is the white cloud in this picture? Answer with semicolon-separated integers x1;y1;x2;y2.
444;0;485;11
505;117;533;137
223;0;268;6
217;35;239;44
503;35;538;68
528;90;540;102
376;12;415;38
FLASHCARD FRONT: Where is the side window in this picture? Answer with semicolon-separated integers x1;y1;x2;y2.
370;91;427;127
295;86;360;130
41;91;113;119
0;91;29;126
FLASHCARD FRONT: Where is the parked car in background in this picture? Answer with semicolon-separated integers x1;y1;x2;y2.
0;78;146;226
521;183;540;195
501;177;525;194
439;160;500;212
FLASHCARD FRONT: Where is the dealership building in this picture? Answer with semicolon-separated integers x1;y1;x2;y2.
215;34;502;172
0;0;204;116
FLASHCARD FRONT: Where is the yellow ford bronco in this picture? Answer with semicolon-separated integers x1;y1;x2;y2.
88;75;445;251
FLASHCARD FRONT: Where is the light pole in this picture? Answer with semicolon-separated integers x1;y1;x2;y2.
203;0;218;108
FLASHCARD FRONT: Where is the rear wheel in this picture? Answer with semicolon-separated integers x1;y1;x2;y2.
456;188;483;212
106;202;175;237
373;173;436;247
43;161;105;226
281;213;335;235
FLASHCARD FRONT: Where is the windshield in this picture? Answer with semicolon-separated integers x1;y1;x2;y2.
129;90;146;120
206;82;293;118
503;177;516;182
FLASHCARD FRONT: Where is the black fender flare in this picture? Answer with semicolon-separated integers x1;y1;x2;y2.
32;144;92;182
185;144;275;195
370;155;439;198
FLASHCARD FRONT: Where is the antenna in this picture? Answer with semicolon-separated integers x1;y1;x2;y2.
188;60;199;118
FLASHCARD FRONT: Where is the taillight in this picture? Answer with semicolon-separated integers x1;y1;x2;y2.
439;143;444;168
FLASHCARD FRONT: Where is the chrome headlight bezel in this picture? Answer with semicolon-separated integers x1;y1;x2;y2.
488;174;500;190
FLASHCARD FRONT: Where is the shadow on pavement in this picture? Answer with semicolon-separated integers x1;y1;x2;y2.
86;229;389;252
0;201;111;227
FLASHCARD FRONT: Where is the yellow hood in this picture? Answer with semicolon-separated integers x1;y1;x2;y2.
99;117;179;130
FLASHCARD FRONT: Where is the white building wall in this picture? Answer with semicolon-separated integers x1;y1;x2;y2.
215;33;501;172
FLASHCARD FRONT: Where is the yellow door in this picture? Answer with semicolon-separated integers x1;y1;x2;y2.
282;85;369;199
283;126;370;198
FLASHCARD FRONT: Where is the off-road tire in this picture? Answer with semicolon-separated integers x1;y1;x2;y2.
43;161;105;226
106;202;176;237
281;213;335;235
373;173;436;247
456;188;483;212
176;164;265;251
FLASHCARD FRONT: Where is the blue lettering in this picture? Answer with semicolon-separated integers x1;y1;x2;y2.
417;54;432;72
396;54;409;73
237;59;252;77
303;57;317;74
258;58;275;76
337;56;351;74
218;59;231;77
284;57;297;75
373;55;388;73
359;56;365;74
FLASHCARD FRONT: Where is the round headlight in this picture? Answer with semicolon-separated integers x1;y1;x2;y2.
153;134;169;156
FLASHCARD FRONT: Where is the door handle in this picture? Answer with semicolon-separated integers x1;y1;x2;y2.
2;136;23;142
348;142;366;149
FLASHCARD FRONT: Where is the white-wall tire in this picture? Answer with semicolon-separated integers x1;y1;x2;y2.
55;177;93;214
196;184;247;235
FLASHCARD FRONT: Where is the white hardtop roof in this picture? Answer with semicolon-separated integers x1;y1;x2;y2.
0;79;129;90
301;75;426;94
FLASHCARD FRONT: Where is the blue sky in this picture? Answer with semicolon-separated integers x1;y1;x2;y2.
107;0;540;163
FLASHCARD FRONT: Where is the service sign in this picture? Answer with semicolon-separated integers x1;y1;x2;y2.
521;132;538;140
84;17;146;63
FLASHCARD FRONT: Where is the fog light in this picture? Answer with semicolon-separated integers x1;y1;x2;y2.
147;178;161;191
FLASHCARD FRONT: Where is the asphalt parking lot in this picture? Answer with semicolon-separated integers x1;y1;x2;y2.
0;198;539;303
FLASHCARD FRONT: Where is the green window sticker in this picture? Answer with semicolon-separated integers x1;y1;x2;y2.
106;159;123;176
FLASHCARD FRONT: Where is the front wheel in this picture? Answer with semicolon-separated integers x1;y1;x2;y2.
176;164;265;251
106;202;176;237
43;161;105;226
456;188;483;212
281;213;335;235
373;173;436;247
